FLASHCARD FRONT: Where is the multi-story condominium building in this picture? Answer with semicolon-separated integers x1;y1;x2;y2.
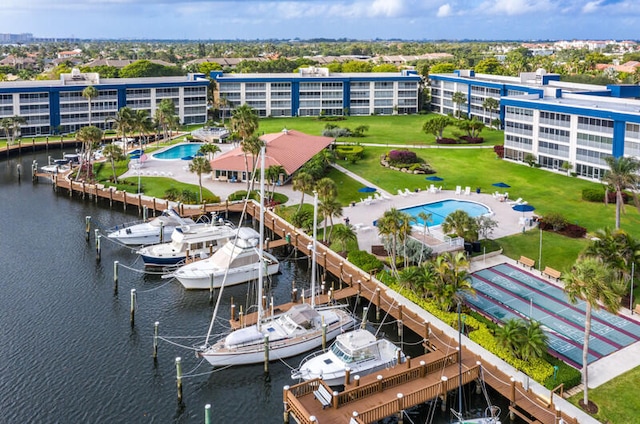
429;70;640;179
212;67;422;118
0;69;209;137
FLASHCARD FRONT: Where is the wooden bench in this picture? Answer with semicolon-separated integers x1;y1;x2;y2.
313;384;333;409
542;266;562;280
517;256;535;269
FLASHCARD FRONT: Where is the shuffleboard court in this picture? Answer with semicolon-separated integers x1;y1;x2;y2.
466;264;640;367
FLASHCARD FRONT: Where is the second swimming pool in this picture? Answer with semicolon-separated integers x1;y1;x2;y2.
400;199;492;227
152;143;204;160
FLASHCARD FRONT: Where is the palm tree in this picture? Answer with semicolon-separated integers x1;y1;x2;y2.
102;143;125;183
494;318;524;357
602;156;640;229
107;107;134;152
189;156;212;203
376;208;413;277
397;263;435;297
330;223;357;256
430;252;475;311
292;171;314;212
75;125;103;182
417;211;433;263
319;198;343;242
82;85;98;126
315;177;338;241
563;257;622;409
216;96;232;125
451;91;467;119
243;134;264;192
1;116;27;145
132;109;153;145
265;164;285;199
442;210;478;241
231;104;259;189
520;320;548;361
482;97;499;128
198;143;221;161
583;227;640;283
155;99;176;141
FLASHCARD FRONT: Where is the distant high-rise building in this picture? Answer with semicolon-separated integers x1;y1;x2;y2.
0;33;34;44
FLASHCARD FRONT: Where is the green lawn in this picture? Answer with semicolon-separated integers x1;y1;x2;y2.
258;115;505;146
569;366;640;424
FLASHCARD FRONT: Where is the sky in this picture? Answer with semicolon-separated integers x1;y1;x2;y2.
1;0;639;41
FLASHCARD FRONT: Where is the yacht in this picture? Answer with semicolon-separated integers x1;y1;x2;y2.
136;220;237;268
167;226;279;289
107;208;194;246
291;328;405;386
198;303;355;366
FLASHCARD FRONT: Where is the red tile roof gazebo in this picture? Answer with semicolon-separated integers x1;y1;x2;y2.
210;129;334;182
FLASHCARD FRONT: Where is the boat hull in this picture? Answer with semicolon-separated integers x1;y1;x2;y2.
176;261;280;290
107;227;175;246
199;311;355;366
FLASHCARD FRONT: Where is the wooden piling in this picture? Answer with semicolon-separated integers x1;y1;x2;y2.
230;304;236;322
321;323;327;350
263;334;270;374
175;357;183;403
130;289;136;326
344;367;351;386
440;376;448;411
113;261;119;294
153;321;159;360
85;216;91;241
209;273;214;305
397;393;404;424
282;385;290;424
95;231;101;262
375;287;381;321
205;404;212;424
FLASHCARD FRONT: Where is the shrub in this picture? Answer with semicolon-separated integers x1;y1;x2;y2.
493;145;505;158
562;223;587;238
582;188;605;202
322;127;352;138
541;212;567;231
436;138;459;145
347;250;384;273
388;149;419;164
336;145;364;160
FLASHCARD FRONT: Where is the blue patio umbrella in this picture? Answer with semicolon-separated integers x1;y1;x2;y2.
358;186;377;193
512;204;535;215
426;176;444;181
492;182;511;188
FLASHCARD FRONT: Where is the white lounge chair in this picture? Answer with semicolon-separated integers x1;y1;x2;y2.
398;189;407;197
455;186;462;195
464;186;471;195
429;184;436;193
381;192;391;200
404;188;414;196
508;197;523;205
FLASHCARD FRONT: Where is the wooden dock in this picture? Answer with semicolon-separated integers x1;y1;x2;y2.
36;172;580;424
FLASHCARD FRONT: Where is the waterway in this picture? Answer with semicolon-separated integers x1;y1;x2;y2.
0;149;521;423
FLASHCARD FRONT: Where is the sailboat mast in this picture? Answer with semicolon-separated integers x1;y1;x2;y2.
257;145;266;331
310;191;318;308
458;301;463;419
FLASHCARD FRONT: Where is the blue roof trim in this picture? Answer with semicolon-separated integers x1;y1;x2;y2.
501;97;640;124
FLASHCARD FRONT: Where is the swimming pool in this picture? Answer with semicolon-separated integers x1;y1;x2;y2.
153;143;204;160
400;199;491;227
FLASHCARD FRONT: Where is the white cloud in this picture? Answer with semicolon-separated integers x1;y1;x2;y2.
480;0;555;16
582;0;602;13
437;4;452;17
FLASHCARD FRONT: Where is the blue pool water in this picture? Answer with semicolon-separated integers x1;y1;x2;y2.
400;199;491;226
153;143;203;160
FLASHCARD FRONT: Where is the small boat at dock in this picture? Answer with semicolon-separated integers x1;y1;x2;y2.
107;208;195;246
291;328;405;386
136;220;237;268
166;226;280;289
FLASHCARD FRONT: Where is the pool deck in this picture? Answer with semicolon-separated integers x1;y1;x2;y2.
122;146;532;254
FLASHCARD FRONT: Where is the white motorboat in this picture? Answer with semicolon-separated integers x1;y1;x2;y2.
107;208;195;246
291;328;405;386
136;220;237;268
41;158;71;173
167;226;280;289
195;146;356;367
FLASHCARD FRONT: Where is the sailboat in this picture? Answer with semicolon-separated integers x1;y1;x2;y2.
451;303;501;424
196;146;356;367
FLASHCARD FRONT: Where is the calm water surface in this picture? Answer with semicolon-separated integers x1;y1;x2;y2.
0;150;518;423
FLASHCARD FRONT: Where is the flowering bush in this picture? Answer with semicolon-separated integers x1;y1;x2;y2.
388;149;419;165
